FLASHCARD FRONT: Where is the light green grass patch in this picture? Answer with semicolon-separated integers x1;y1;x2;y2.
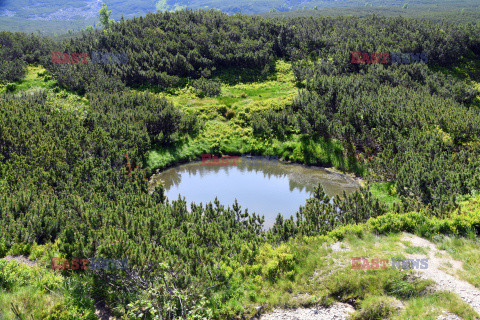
0;65;89;117
0;259;96;319
0;65;56;93
143;60;357;172
0;285;64;319
149;60;298;117
400;241;429;255
369;181;401;208
392;291;480;320
434;235;480;288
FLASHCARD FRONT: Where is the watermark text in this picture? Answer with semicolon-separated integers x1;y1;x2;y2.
51;257;129;270
351;257;428;270
351;51;428;64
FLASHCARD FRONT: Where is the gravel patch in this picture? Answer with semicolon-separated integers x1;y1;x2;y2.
330;242;350;252
436;311;464;320
259;303;354;320
2;255;36;267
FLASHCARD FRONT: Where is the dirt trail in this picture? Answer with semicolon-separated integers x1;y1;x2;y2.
260;234;480;320
401;233;480;315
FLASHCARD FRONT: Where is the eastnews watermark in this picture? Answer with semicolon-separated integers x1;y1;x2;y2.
51;257;129;270
351;257;429;270
351;51;428;64
51;51;129;64
201;154;240;166
200;154;280;167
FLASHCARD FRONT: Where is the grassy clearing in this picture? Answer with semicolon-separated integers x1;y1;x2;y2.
145;60;298;123
430;56;480;83
133;60;297;116
0;65;56;93
162;76;297;116
145;60;358;173
369;182;401;209
0;285;62;319
0;65;89;117
0;259;96;319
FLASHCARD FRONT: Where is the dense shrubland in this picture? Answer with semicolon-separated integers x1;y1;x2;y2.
273;62;480;213
42;11;480;93
0;89;262;318
0;31;58;85
268;186;388;243
1;10;480;319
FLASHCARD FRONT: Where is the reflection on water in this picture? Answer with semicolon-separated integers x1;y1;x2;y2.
150;156;360;229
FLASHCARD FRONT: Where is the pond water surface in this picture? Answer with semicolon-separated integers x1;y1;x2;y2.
150;157;360;229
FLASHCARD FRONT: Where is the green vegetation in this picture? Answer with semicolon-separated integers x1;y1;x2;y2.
3;194;480;318
96;3;115;30
433;209;480;288
0;258;97;319
261;4;480;25
1;8;480;319
143;60;354;172
369;182;401;209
